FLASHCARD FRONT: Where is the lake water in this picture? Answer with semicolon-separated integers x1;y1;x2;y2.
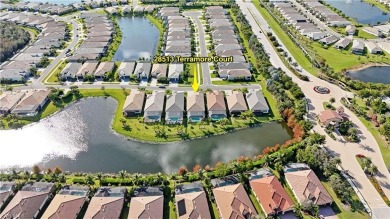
323;0;390;25
0;98;292;174
112;16;159;61
348;66;390;84
23;0;81;5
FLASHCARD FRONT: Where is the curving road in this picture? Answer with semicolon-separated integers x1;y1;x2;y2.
236;0;390;211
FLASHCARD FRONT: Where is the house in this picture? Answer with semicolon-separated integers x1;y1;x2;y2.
151;63;168;78
226;91;248;116
60;62;82;80
168;63;183;82
93;62;115;79
187;91;205;122
76;61;99;79
128;187;164;219
123;90;145;116
319;109;343;127
117;61;135;79
345;25;356;35
0;69;27;82
41;186;88;219
285;168;333;206
319;35;339;45
365;41;382;54
246;90;269;115
12;89;51;116
307;31;327;41
334;37;351;49
84;187;126;219
206;91;227;121
174;182;211;219
134;62;152;80
362;26;384;37
250;173;294;216
351;40;365;55
227;69;252;81
165;92;185;124
0;92;26;115
0;182;16;210
0;182;54;219
213;183;257;218
144;91;165;123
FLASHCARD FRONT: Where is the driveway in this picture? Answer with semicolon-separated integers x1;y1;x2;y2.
236;0;390;210
319;206;338;219
183;11;211;85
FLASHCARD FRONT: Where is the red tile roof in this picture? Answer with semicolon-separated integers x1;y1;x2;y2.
212;183;257;219
83;197;124;219
0;191;50;219
285;170;333;206
250;176;294;215
41;195;85;219
319;109;343;123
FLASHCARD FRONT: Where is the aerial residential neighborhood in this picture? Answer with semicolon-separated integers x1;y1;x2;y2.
0;0;390;219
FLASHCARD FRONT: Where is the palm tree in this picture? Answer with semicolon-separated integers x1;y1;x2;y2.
11;169;18;181
24;171;31;181
50;173;59;182
96;172;103;186
367;163;378;176
118;170;127;182
85;175;95;186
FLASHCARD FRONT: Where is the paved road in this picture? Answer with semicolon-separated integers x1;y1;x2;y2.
183;11;212;85
36;15;79;84
289;0;341;38
236;0;390;211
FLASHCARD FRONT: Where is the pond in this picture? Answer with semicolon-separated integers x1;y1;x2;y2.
323;0;390;25
112;16;159;61
348;66;390;84
23;0;81;5
0;98;292;174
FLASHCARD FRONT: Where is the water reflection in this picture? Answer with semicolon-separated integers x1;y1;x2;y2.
112;16;159;61
0;98;292;173
348;66;390;84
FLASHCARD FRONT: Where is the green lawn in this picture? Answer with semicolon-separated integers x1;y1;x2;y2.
229;8;281;119
322;182;370;219
252;0;319;75
356;27;378;40
45;60;66;83
146;14;164;54
363;0;390;13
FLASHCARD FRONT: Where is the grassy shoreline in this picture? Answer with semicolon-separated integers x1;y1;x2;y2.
0;89;282;143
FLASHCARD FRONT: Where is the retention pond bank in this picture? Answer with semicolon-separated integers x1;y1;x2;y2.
0;98;292;173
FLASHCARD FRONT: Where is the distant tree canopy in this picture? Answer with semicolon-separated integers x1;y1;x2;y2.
0;22;31;62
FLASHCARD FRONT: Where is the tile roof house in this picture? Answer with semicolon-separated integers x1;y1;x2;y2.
351;40;365;55
168;63;183;82
151;63;168;78
134;62;152;80
128;187;164;219
212;183;257;219
123;90;145;116
334;37;351;49
186;91;205;122
0;182;16;210
174;182;211;219
94;62;115;79
41;186;88;219
60;62;82;80
0;92;26;115
250;176;294;216
285;169;333;206
165;92;184;124
76;61;99;79
84;187;126;219
144;91;165;123
319;109;343;127
226;91;248;116
117;62;135;79
0;182;54;219
365;41;382;54
11;89;50;116
206;91;227;121
345;25;356;35
246;90;269;115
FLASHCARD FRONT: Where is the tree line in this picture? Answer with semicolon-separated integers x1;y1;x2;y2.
0;22;31;62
